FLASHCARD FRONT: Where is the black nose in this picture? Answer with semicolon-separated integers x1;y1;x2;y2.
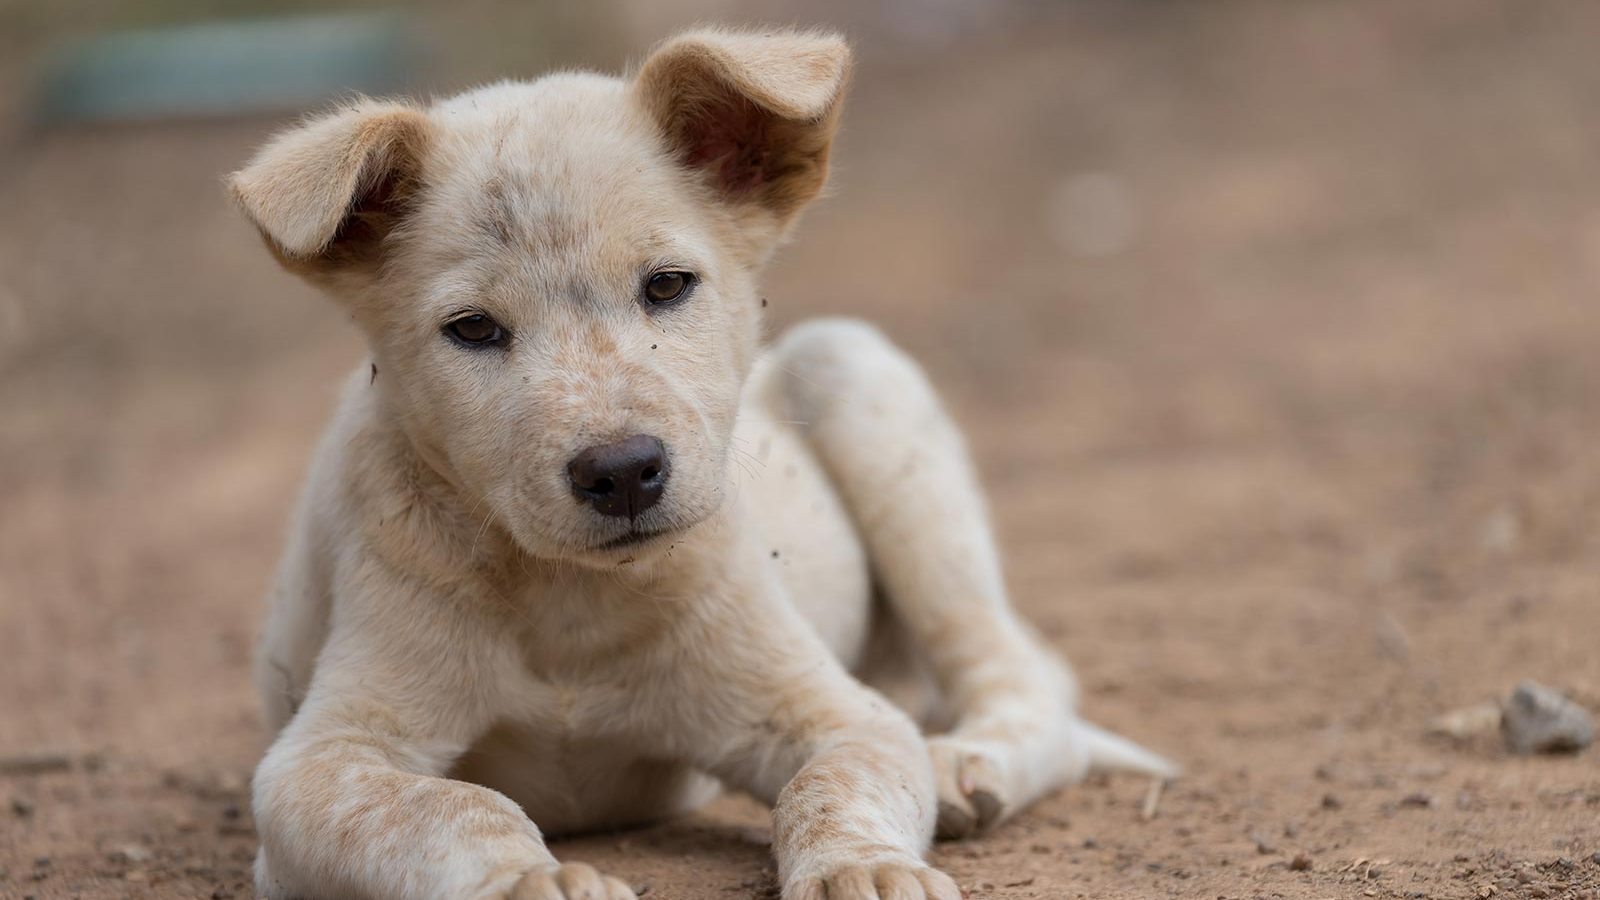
567;434;669;518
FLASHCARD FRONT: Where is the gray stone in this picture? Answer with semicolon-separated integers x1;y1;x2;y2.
1501;680;1594;754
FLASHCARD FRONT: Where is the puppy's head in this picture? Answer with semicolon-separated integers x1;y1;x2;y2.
231;28;850;567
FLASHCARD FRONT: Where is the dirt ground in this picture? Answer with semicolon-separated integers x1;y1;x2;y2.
3;2;1599;899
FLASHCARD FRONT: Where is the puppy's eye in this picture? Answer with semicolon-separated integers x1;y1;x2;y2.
643;271;695;307
444;314;507;348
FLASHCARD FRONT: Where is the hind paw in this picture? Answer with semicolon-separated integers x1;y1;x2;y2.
929;736;1011;840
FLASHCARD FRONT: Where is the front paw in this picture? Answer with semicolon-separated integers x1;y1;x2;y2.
789;861;960;900
505;863;636;900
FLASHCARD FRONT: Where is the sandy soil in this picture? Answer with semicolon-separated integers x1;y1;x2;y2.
3;2;1599;899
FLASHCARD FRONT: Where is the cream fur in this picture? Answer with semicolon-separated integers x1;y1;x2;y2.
230;26;1171;900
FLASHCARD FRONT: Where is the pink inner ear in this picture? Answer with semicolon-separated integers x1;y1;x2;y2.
681;96;771;197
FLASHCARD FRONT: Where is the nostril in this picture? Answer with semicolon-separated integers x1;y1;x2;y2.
590;477;615;495
639;464;659;482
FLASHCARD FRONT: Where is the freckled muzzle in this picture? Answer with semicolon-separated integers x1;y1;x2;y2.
566;434;669;519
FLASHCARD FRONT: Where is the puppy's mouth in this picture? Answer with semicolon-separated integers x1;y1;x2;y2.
592;526;676;552
583;506;716;556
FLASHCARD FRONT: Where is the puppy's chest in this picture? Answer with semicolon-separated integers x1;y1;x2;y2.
499;586;677;736
501;664;649;747
457;594;687;828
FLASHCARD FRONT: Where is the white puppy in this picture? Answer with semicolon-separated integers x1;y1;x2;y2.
230;26;1171;900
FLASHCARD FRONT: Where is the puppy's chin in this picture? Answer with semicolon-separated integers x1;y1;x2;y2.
503;507;714;572
569;527;688;569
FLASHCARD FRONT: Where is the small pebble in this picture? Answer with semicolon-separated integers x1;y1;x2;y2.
113;843;152;864
1501;680;1595;754
1290;853;1313;871
1321;793;1342;809
0;753;74;777
1400;792;1435;809
11;797;34;817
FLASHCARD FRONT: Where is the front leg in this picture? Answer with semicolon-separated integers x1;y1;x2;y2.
255;719;579;900
768;702;961;900
651;560;959;900
254;564;634;900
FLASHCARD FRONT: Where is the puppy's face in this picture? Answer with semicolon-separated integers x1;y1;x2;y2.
232;29;849;567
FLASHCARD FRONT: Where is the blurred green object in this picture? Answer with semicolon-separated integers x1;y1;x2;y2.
31;12;418;125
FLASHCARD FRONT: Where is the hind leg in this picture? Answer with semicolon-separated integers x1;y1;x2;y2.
772;319;1169;838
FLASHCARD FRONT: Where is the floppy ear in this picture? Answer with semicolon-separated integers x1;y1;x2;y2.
634;27;851;226
228;99;432;275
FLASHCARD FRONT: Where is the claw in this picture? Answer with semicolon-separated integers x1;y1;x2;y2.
936;798;977;839
969;788;1004;830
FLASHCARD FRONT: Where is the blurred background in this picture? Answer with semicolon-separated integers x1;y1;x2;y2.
2;2;1598;898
